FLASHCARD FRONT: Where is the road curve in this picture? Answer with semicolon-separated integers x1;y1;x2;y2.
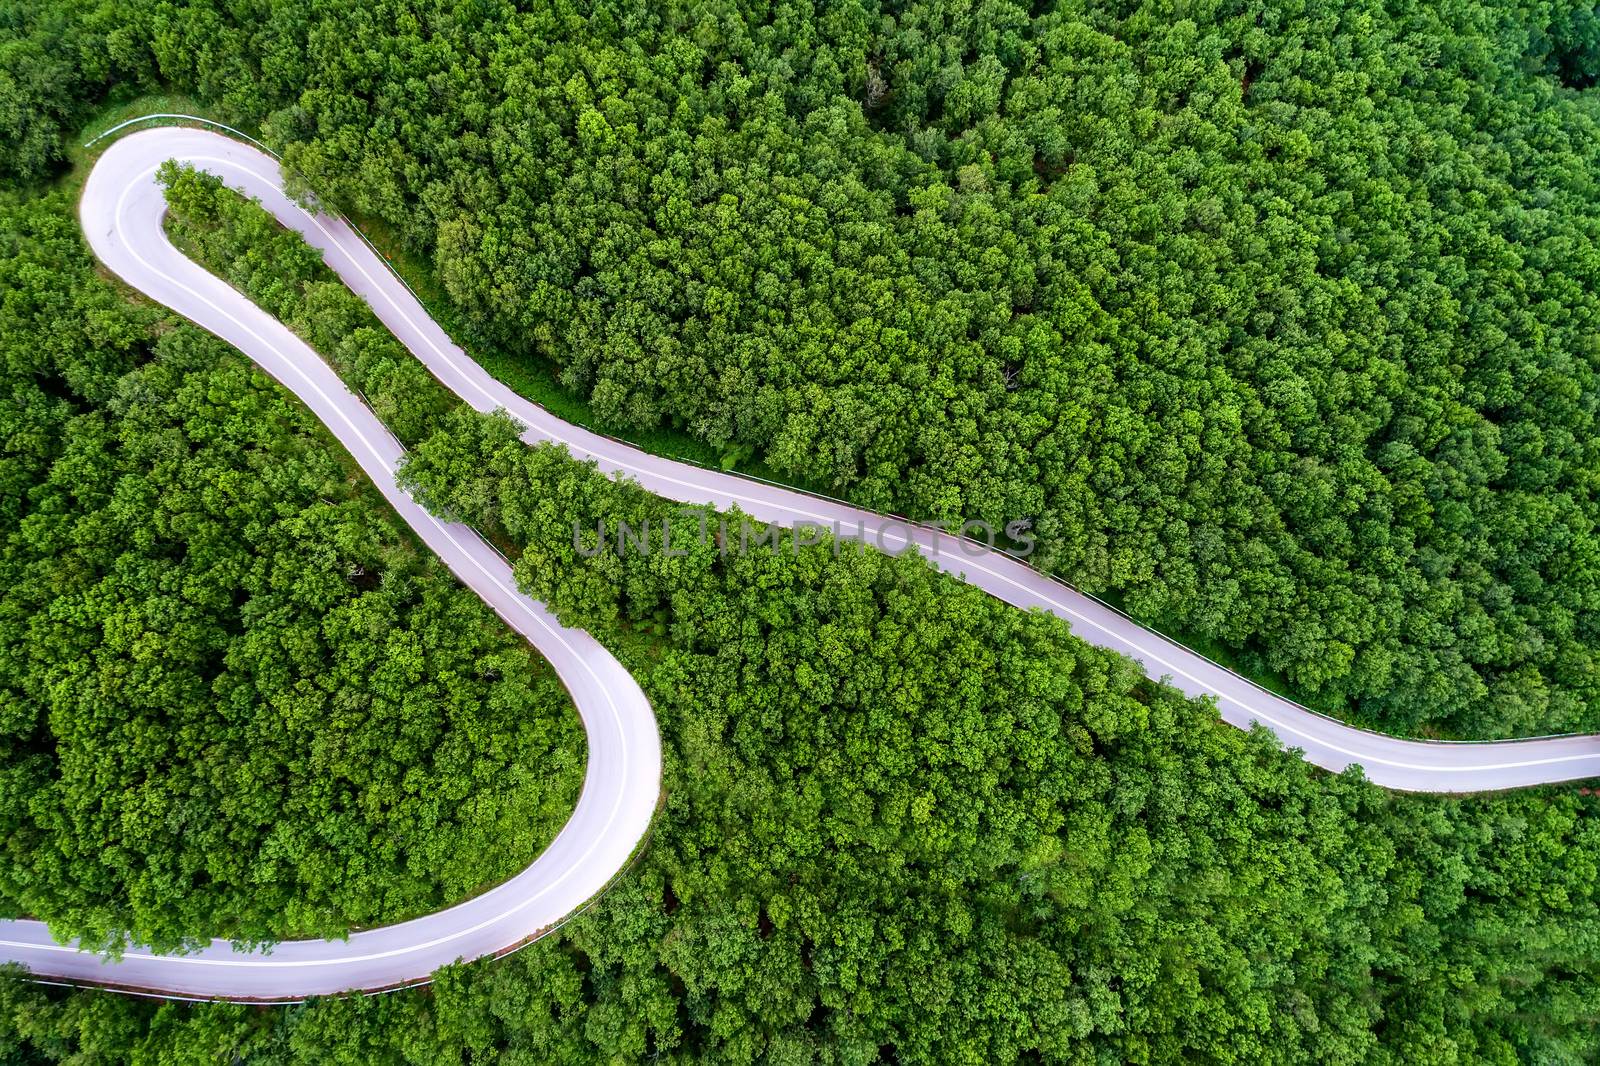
4;124;1599;1001
0;129;665;1001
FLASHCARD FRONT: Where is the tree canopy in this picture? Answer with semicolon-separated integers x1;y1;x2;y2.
9;0;1596;736
0;191;581;951
2;0;1600;1060
6;393;1600;1061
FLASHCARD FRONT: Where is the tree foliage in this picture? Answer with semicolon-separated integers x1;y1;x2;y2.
0;0;155;180
6;407;1598;1062
10;0;1594;735
2;0;1600;1059
0;193;581;950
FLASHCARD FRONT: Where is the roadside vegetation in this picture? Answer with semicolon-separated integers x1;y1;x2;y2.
0;190;582;950
30;0;1600;740
9;168;1593;1063
10;0;1600;739
3;0;1600;1061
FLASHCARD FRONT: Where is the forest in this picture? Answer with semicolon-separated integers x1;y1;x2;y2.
0;190;582;952
6;149;1599;1063
10;0;1600;737
2;0;1600;1061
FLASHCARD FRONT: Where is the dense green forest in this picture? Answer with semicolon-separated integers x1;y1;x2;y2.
7;395;1600;1060
10;166;1598;1063
160;161;462;450
0;191;582;951
11;0;1600;737
4;0;1600;1061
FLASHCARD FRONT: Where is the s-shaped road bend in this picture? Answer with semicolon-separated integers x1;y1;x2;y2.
3;126;1598;1001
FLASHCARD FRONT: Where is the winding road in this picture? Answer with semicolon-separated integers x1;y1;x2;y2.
3;125;1598;1001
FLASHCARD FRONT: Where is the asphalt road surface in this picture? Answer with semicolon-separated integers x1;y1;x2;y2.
3;126;1597;1001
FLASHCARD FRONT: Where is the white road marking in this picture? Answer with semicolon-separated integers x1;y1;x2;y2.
3;125;1594;1003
